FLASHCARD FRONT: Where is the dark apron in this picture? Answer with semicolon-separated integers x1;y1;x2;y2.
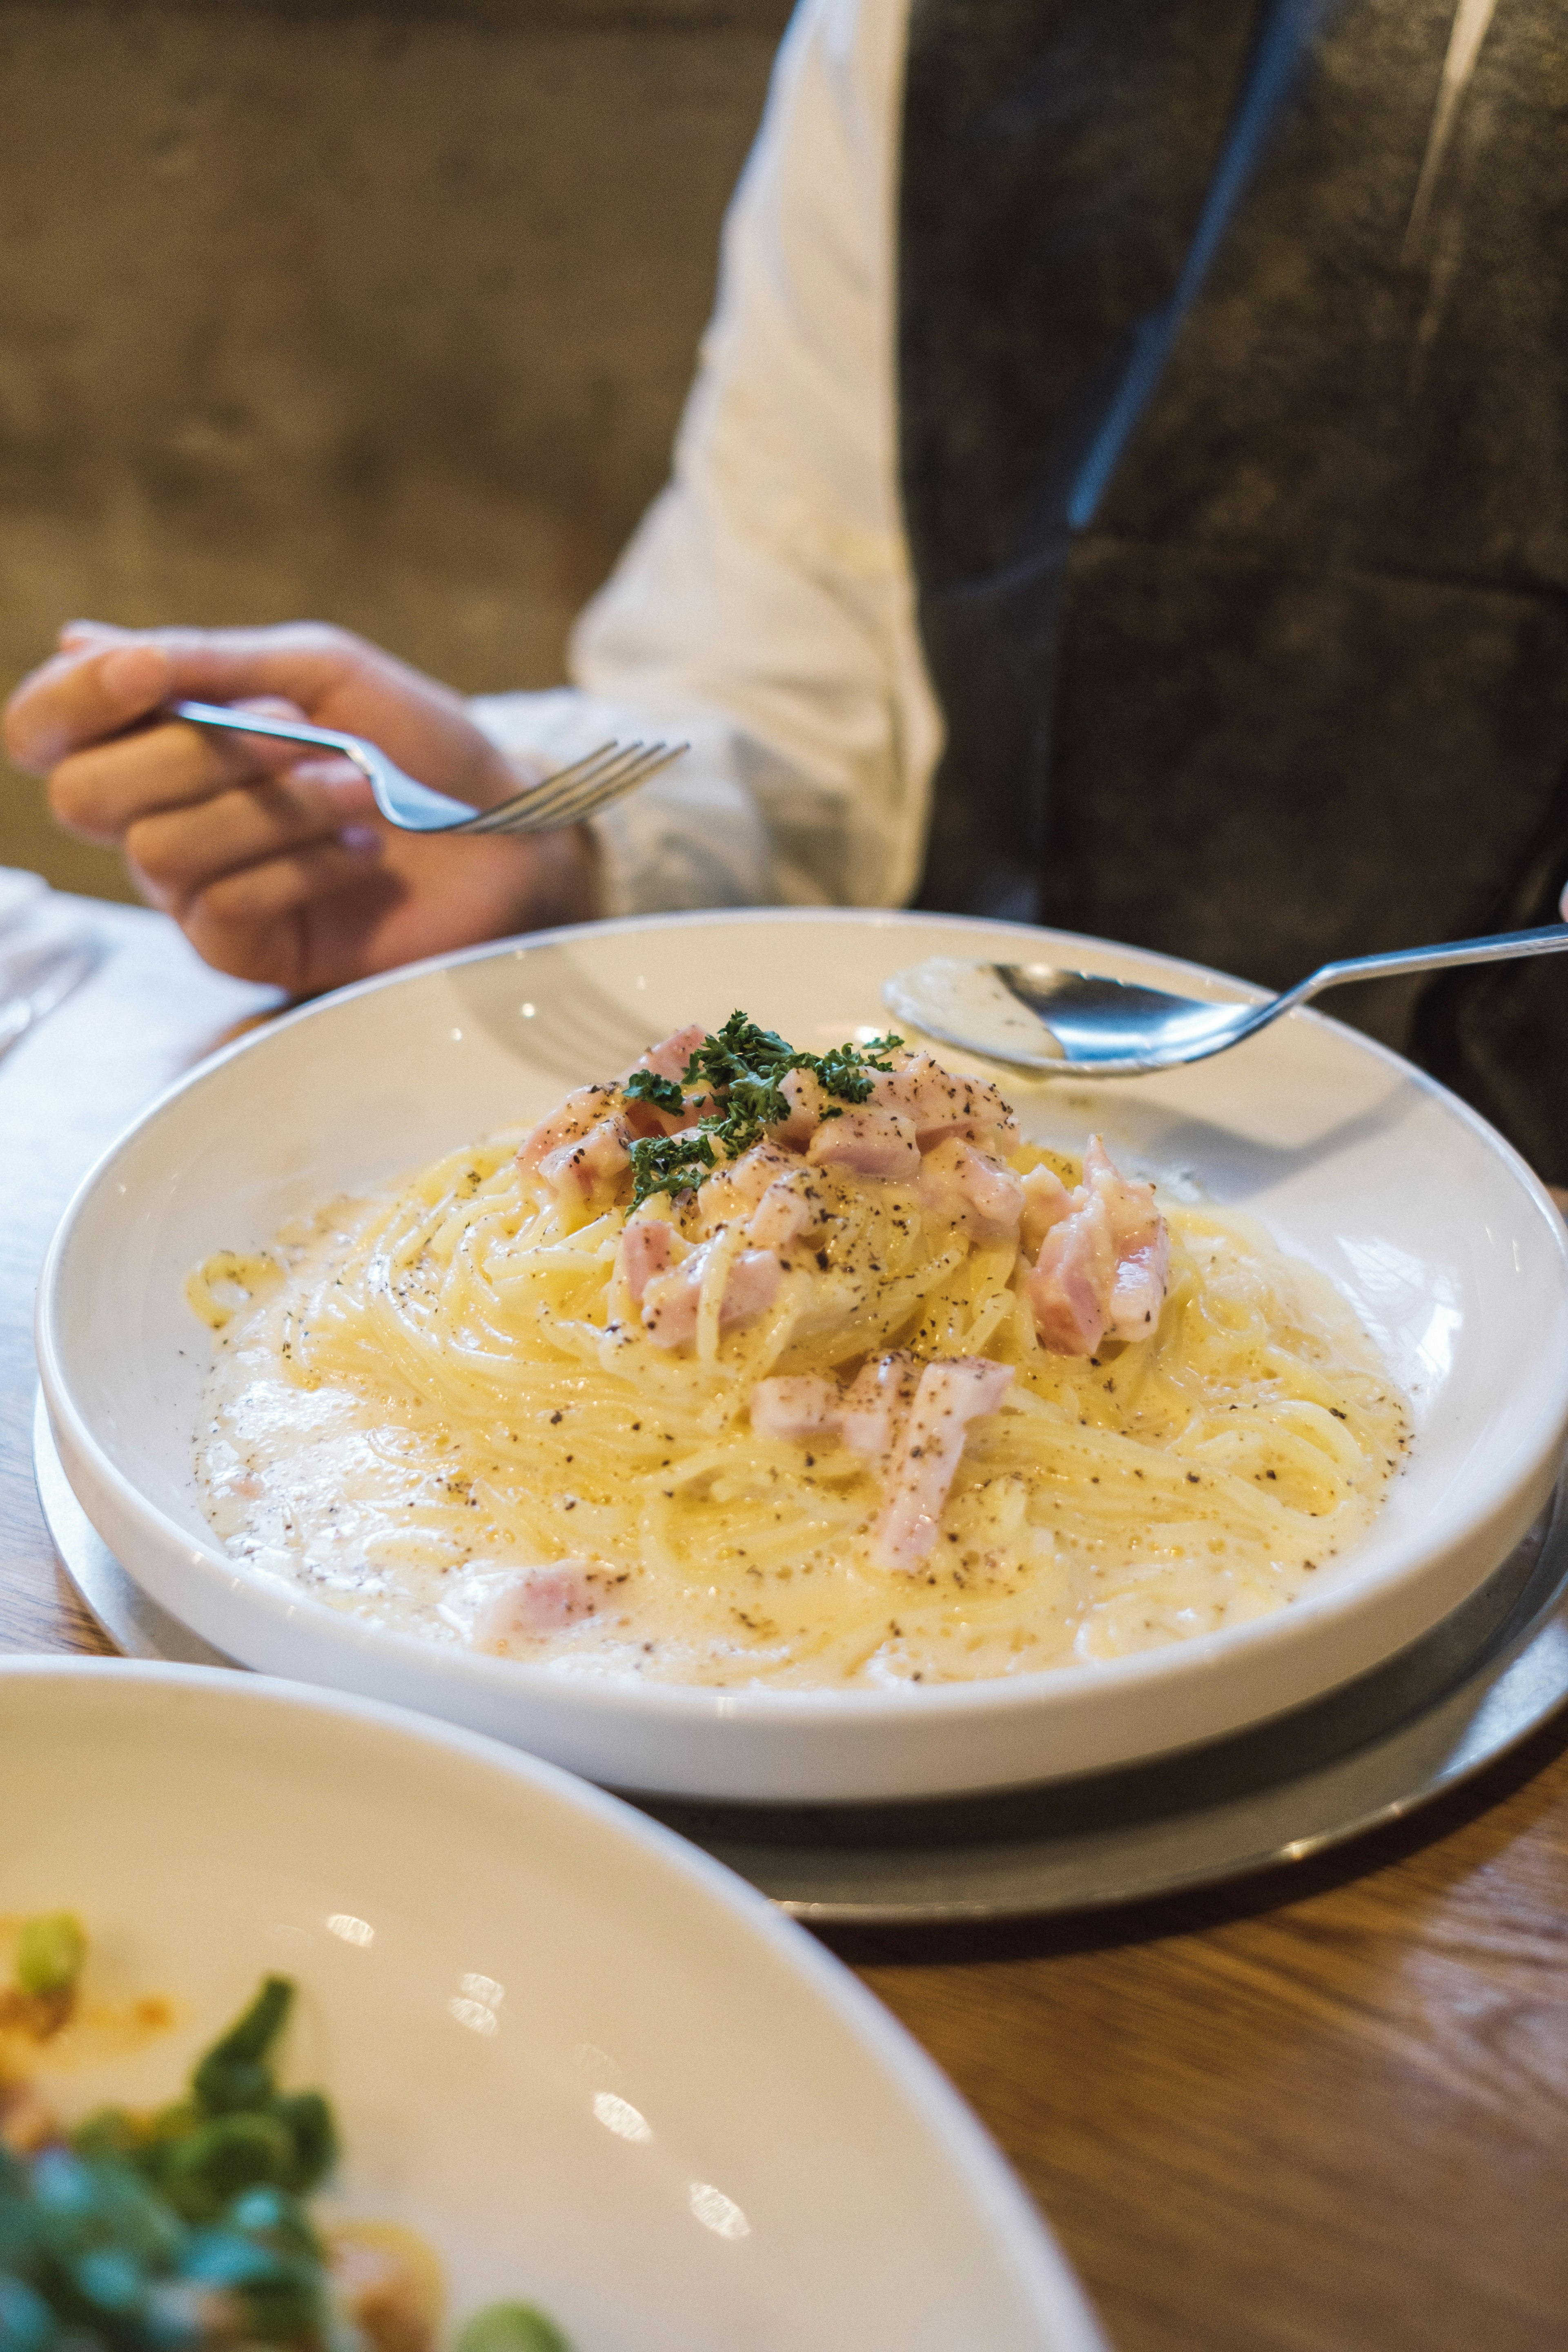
901;0;1568;1174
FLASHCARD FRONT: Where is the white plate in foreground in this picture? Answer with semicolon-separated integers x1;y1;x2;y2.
0;1659;1100;2350
37;909;1568;1800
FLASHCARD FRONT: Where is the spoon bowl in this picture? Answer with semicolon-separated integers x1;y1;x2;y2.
884;922;1568;1077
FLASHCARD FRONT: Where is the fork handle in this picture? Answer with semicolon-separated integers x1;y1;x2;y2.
170;700;364;761
1283;922;1568;1015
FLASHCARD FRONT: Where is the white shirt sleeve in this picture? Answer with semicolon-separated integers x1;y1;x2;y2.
470;0;940;920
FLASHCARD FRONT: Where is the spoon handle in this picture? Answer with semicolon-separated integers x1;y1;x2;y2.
1282;922;1568;1014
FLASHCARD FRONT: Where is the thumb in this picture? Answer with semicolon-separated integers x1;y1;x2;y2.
58;618;131;651
5;637;177;773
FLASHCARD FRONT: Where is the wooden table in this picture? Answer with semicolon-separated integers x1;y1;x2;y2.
5;895;1568;2352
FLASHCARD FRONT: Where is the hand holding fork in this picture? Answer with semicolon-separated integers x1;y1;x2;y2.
169;701;681;837
4;623;682;997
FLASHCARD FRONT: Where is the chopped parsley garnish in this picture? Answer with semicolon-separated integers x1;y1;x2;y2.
623;1068;685;1116
627;1011;904;1207
627;1129;717;1202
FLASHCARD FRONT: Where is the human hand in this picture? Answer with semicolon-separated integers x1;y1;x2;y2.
3;621;600;994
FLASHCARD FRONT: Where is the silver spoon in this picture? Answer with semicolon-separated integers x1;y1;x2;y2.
883;922;1568;1078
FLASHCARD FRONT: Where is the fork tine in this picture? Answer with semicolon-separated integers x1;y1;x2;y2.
525;757;681;833
454;741;631;835
477;744;686;837
468;739;623;818
509;746;668;828
461;743;684;836
521;739;624;791
467;745;650;833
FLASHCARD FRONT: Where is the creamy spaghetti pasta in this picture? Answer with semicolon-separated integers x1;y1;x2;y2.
192;1021;1408;1687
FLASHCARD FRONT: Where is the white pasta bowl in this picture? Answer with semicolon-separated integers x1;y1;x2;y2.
0;1658;1101;2350
37;909;1568;1802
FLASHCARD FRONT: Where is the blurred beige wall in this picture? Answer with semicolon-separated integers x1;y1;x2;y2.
0;0;789;899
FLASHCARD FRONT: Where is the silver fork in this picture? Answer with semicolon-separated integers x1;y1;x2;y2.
170;700;685;836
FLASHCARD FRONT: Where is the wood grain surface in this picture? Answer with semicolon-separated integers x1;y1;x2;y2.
4;892;1568;2352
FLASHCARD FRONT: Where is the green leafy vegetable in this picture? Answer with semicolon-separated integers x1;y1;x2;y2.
2;1964;571;2352
455;2303;573;2352
13;1918;87;2002
621;1068;684;1116
191;1974;294;2115
0;1975;339;2349
0;2141;333;2350
627;1011;904;1207
119;1975;338;2216
625;1128;717;1207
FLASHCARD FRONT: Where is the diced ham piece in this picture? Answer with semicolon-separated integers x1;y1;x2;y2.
641;1241;784;1349
619;1093;683;1141
747;1352;922;1462
749;1374;840;1443
710;1261;785;1336
618;1218;673;1305
615;1025;714;1136
1108;1229;1170;1342
1081;1136;1172;1343
869;1357;1014;1571
693;1148;823;1252
722;1248;786;1323
913;1138;969;1231
746;1178;818;1250
1025;1136;1170;1354
867;1052;1018;1152
1020;1163;1075;1257
1028;1191;1116;1356
697;1142;802;1232
769;1067;826;1152
837;1351;922;1463
517;1083;619;1174
470;1562;596;1649
623;1022;708;1086
641;1267;701;1348
538;1115;632;1203
807;1107;920;1182
917;1136;1024;1244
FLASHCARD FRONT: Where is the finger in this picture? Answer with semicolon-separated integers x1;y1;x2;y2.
6;623;371;775
9;619;519;837
5;637;179;773
49;712;306;844
125;626;493;798
58;619;130;652
109;622;372;715
125;770;382;915
49;708;371;846
178;840;398;990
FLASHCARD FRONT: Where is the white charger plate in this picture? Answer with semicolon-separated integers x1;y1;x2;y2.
0;1658;1102;2350
36;909;1568;1803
